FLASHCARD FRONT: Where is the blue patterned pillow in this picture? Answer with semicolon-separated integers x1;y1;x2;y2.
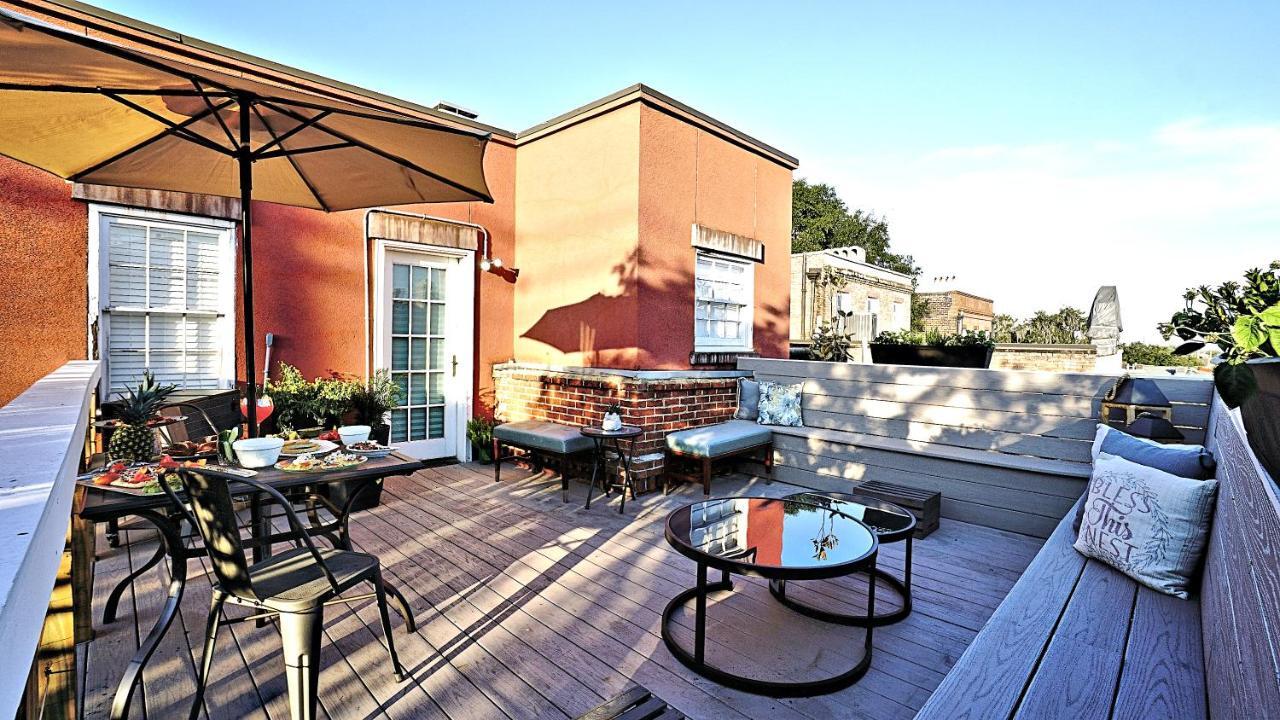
757;382;804;427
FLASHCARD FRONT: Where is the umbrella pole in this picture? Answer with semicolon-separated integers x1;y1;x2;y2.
239;93;259;438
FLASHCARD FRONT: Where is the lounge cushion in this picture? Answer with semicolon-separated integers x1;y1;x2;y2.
734;377;760;421
1091;424;1215;478
494;420;593;454
667;419;772;458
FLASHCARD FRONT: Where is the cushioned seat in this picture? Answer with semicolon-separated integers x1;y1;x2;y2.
667;419;773;458
494;420;594;454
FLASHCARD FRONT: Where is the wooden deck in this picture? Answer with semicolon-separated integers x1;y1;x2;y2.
79;463;1044;720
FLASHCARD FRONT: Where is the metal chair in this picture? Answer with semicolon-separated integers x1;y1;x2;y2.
171;466;408;720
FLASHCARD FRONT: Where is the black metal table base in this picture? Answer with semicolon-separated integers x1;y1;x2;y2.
660;562;877;698
768;565;910;627
584;435;639;514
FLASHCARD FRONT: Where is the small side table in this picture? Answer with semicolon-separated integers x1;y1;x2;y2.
581;424;643;513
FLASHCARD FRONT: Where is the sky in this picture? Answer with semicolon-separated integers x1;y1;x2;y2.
93;0;1280;342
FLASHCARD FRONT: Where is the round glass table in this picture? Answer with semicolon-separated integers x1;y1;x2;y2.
770;491;916;626
662;496;880;697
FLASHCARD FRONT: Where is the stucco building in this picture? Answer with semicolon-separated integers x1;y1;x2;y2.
790;247;913;353
0;0;796;476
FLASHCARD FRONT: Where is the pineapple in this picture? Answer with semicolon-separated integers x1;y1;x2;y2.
108;371;178;462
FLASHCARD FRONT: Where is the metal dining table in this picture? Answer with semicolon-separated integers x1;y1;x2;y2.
72;451;424;720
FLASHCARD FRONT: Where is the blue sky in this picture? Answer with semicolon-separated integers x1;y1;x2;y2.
96;1;1280;341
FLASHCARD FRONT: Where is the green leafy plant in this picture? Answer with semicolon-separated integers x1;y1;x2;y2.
313;373;360;427
991;307;1088;344
350;369;403;426
1158;261;1280;407
873;328;994;349
604;402;622;416
809;321;855;361
466;416;498;462
266;363;359;431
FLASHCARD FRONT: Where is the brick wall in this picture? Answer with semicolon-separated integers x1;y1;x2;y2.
492;363;741;492
990;344;1098;372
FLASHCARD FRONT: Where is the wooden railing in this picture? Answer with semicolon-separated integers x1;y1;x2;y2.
0;361;99;717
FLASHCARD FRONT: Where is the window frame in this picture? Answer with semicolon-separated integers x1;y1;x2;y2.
693;250;755;352
88;204;237;400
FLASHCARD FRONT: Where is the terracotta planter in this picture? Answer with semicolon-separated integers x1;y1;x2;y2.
1241;359;1280;484
869;344;993;369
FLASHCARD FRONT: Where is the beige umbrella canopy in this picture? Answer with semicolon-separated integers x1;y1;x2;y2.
0;7;492;435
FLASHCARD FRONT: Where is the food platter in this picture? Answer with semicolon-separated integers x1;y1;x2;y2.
77;460;194;496
346;441;393;459
273;452;368;473
279;439;338;457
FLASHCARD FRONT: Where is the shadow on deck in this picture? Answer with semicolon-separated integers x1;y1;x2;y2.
79;463;1043;720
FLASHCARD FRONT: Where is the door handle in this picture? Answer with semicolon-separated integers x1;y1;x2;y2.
452;355;458;377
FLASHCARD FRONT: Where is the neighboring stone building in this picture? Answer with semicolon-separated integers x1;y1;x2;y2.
791;247;914;352
917;286;995;334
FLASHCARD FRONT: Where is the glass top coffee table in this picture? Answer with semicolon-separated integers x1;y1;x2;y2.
770;491;917;627
662;496;880;697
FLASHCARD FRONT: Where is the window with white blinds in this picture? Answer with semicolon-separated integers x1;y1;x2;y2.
98;211;234;394
694;251;754;350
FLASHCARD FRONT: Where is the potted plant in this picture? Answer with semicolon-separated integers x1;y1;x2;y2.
602;402;623;431
1160;261;1280;480
264;363;323;436
870;329;995;368
809;321;855;362
350;369;402;445
467;416;498;464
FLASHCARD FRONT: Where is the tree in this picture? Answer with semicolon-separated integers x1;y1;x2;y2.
994;307;1089;344
1121;342;1202;368
792;179;919;277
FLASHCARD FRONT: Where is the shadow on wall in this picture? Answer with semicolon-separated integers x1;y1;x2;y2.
519;247;788;365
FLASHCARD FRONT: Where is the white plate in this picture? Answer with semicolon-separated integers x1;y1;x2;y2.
279;439;338;457
349;446;393;459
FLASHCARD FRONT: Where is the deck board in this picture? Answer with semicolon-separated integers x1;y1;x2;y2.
80;464;1042;719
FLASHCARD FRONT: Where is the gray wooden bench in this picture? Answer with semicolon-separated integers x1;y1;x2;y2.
917;400;1280;718
739;358;1213;538
663;419;773;496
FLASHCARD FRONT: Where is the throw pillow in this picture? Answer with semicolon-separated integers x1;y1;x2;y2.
734;377;760;421
757;381;804;427
1073;453;1218;599
1090;424;1215;478
1074;424;1216;531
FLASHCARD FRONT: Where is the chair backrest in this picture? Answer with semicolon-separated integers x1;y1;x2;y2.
175;467;257;599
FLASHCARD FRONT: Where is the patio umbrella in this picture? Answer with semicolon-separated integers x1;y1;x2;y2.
0;8;492;435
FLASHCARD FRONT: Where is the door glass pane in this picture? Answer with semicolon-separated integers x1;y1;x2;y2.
392;265;409;299
429;407;444;438
411;266;428;300
429;372;444;403
390;408;408;443
429;268;445;301
429;338;444;369
410;407;427;438
410;303;427;334
391;337;409;370
429;303;444;334
409;372;427;405
410;338;427;370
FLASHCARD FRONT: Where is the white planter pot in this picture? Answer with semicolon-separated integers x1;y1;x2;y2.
602;413;622;431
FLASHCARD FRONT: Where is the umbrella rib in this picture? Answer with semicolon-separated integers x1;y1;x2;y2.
192;79;237;148
260;96;490;138
70;97;237;181
262;100;493;203
250;103;331;212
0;82;231;97
102;92;234;156
255;142;354;160
252;110;332;157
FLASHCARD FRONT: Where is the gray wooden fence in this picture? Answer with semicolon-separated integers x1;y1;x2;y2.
737;358;1214;537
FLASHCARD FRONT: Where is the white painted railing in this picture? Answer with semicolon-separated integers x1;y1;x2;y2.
0;361;99;716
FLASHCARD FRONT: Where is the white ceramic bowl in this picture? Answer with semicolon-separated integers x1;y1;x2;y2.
233;437;285;468
338;425;372;445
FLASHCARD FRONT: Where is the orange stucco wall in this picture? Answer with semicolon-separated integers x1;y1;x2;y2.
637;106;792;366
0;158;87;406
513;104;642;368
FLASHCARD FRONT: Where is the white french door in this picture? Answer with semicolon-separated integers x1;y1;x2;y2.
374;244;474;460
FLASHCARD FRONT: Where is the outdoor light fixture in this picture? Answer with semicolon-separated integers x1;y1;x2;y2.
1125;411;1186;442
1101;375;1176;432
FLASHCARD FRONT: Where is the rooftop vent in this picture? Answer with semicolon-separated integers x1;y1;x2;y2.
433;101;479;120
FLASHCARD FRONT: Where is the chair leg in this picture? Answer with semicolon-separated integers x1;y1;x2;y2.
702;457;712;496
189;590;226;720
663;449;672;495
493;438;502;483
278;610;324;720
373;571;407;682
386;583;417;633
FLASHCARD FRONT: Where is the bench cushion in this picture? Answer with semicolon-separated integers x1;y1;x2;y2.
667;420;772;458
494;420;593;454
